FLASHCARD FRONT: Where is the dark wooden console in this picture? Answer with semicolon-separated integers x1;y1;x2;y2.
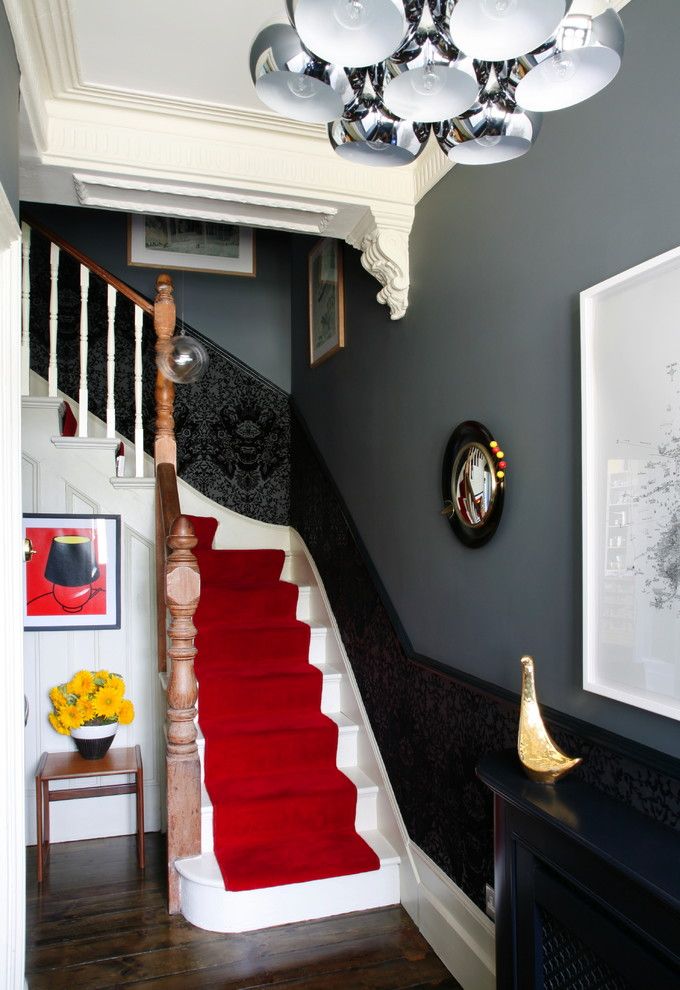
477;751;680;989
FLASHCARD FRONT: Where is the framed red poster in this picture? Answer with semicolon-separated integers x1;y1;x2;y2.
23;514;121;631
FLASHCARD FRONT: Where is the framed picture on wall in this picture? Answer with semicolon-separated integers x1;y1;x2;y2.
308;238;345;368
128;215;256;277
581;244;680;721
23;514;121;632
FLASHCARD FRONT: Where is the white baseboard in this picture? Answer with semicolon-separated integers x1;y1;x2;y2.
409;842;496;990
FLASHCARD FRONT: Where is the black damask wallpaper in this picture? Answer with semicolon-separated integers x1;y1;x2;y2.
27;229;290;524
25;224;680;917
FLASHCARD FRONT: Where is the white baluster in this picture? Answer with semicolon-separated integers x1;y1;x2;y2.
48;243;59;397
106;285;116;438
134;306;144;478
78;266;90;437
21;223;31;395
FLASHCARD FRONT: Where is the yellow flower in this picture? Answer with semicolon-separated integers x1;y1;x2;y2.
106;675;125;698
48;712;70;736
60;703;84;730
117;699;135;725
49;686;66;709
67;669;95;698
93;686;121;719
76;698;96;724
94;669;110;687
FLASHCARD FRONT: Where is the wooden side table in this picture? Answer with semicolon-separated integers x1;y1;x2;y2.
35;744;145;882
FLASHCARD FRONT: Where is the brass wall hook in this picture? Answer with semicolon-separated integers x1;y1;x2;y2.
24;537;37;563
518;655;582;784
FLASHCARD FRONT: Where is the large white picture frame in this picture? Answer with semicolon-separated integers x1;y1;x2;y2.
581;244;680;721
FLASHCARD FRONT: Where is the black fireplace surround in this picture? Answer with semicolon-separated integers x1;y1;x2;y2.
478;751;680;989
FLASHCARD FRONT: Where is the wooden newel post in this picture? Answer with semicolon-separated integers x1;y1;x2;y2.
165;514;201;913
154;273;176;469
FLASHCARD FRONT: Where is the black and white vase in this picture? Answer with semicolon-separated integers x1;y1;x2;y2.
71;723;118;760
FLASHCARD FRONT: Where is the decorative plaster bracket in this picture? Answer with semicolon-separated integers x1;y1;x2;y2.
347;212;412;321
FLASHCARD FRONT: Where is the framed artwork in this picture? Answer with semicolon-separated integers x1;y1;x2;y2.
128;215;255;276
308;238;345;367
23;514;121;631
581;244;680;720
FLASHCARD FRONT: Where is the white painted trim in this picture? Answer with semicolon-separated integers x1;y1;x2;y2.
410;843;495;990
289;530;420;919
0;187;26;990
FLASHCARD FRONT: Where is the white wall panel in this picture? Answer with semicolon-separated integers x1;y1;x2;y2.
22;411;161;844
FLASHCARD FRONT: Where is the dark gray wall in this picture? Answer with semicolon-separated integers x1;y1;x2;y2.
23;203;293;391
0;3;19;217
292;0;680;759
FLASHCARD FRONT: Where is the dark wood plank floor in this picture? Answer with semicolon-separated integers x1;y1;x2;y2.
26;833;460;990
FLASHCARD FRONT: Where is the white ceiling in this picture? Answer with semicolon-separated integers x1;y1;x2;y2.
68;0;629;117
69;0;284;113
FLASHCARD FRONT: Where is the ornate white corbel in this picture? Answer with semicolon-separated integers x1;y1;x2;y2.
346;210;413;321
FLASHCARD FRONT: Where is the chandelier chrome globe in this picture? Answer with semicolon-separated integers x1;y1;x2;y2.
156;334;209;385
435;102;542;165
449;0;572;62
249;0;625;169
383;1;479;123
329;71;430;166
287;0;407;68
513;9;624;113
250;24;353;123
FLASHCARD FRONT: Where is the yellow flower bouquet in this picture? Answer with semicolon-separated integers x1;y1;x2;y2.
49;669;134;759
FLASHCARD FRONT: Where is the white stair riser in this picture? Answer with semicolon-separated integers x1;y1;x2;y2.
200;779;379;851
295;586;323;623
178;860;400;933
309;626;341;664
336;724;358;768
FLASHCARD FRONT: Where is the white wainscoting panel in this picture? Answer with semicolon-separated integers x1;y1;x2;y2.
22;409;161;845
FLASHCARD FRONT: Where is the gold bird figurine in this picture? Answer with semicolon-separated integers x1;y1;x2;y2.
518;655;582;784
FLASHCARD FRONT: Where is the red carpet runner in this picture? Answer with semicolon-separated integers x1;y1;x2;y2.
193;541;380;891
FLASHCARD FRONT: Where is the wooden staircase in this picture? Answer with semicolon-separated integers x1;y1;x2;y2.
20;219;407;933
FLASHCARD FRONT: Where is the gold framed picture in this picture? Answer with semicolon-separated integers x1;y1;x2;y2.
308;239;345;368
128;215;255;277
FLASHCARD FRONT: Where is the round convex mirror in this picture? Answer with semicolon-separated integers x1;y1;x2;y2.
441;421;506;547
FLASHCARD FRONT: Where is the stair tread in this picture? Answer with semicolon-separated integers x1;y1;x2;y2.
177;829;400;889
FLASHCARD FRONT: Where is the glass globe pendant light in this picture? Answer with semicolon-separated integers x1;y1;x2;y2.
250;24;353;124
156;331;209;385
435;68;542;165
513;8;624;112
449;0;572;62
287;0;408;68
382;0;479;123
329;69;430;167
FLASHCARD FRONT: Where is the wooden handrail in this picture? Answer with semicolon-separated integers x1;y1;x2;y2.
22;215;154;315
153;274;201;914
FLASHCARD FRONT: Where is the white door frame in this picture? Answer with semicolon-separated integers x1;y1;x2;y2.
0;185;26;989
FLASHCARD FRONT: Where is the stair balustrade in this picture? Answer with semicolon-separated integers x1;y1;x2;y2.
21;219;203;913
20;217;153;475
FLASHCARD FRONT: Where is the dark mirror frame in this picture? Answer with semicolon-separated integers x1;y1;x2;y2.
441;420;506;549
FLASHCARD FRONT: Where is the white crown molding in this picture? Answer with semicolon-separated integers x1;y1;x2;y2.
73;173;340;236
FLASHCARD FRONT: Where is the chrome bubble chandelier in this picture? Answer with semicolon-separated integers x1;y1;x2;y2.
250;0;624;167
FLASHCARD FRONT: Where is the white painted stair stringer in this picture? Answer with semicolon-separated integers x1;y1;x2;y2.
287;531;421;921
